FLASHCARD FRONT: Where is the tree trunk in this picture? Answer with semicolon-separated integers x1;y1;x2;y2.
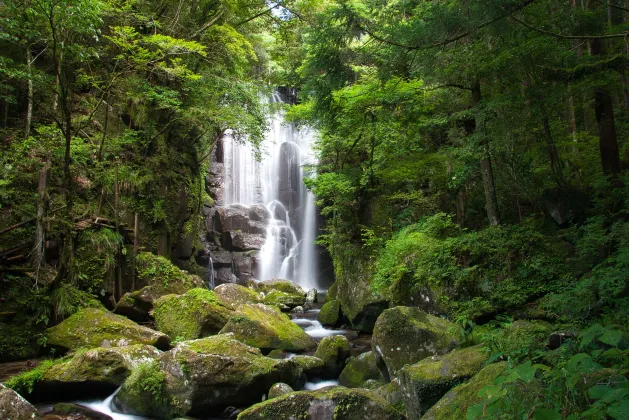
25;48;33;139
34;153;51;275
114;165;122;300
541;114;567;186
132;212;138;291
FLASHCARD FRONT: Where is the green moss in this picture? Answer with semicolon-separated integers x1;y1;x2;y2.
292;355;325;378
422;362;508;420
494;320;553;360
219;304;316;352
214;284;263;308
327;282;338;301
268;382;294;399
136;252;201;291
153;288;232;341
0;321;42;362
314;335;351;377
339;351;382;388
257;279;305;295
5;359;57;395
318;299;342;326
263;290;306;309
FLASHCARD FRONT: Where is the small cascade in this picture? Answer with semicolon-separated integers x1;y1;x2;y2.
207;257;215;290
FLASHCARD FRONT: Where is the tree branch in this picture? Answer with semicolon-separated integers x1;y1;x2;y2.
511;16;629;39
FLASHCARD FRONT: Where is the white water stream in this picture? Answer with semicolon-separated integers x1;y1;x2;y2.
222;92;319;290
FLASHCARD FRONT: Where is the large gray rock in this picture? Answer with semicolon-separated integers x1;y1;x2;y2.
221;231;266;251
0;384;40;419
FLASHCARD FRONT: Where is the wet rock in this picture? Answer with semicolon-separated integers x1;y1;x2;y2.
114;335;304;417
267;349;289;359
215;267;239;285
238;386;404;420
398;345;489;419
46;403;112;420
318;299;342;326
153;288;232;341
374;380;405;415
422;362;507;420
0;384;40;419
291;306;304;314
213;283;262;309
219;304;316;352
46;308;170;352
249;205;271;222
258;278;305;295
371;306;459;381
221;231;266;251
210;250;233;265
314;336;351;378
339;351;383;388
306;288;318;303
263;289;306;310
292;355;325;379
268;382;294;399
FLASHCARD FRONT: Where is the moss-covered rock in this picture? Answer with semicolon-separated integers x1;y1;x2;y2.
153;288;232;341
0;384;40;419
219;303;316;352
371;307;459;380
374;379;405;416
257;278;305;295
214;283;263;309
398;345;489;418
263;289;306;310
495;320;553;359
314;335;351;378
237;386;404;420
339;351;383;388
114;334;304;417
115;254;204;322
48;402;113;420
46;308;170;352
319;299;342;326
292;355;325;379
268;382;294;399
421;362;507;420
327;282;338;301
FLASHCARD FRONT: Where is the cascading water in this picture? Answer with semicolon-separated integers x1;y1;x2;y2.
207;257;215;290
221;92;318;290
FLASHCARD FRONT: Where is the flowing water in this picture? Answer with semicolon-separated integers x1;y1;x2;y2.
221;92;319;290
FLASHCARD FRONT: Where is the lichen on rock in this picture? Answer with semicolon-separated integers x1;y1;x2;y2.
0;383;40;420
213;283;263;308
339;351;383;388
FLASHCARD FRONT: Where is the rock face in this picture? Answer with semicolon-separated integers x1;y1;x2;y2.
371;306;459;381
268;383;294;399
339;351;383;388
219;304;316;352
46;308;170;352
46;403;112;420
114;335;304;418
0;384;40;419
213;283;263;308
421;362;507;420
398;345;489;419
152;288;232;341
314;335;351;378
258;278;305;295
263;289;306;310
318;299;342;326
114;252;204;322
238;387;405;420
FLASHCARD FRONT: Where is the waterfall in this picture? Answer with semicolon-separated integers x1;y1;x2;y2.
207;257;215;290
221;91;318;290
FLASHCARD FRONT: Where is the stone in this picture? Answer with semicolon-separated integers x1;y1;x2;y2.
398;345;489;419
219;304;316;352
374;380;405;415
210;250;233;265
547;330;577;350
495;320;553;357
267;349;289;359
46;308;170;352
306;288;318;303
215;267;239;285
268;382;294;399
257;278;305;295
314;335;351;378
238;386;405;420
113;335;304;417
263;289;306;310
221;231;266;251
542;187;589;226
153;288;232;341
248;205;271;222
47;403;112;420
339;351;383;388
422;362;507;420
213;283;262;308
0;384;40;419
371;306;459;381
292;355;325;379
327;282;338;301
318;299;342;326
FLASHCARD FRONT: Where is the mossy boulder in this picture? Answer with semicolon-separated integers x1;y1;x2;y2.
46;308;170;352
115;255;204;322
114;334;304;418
339;351;383;388
314;335;351;378
326;281;338;301
0;384;40;419
263;289;306;310
318;299;342;326
153;288;232;341
371;307;459;380
374;380;405;415
495;320;553;359
213;283;263;309
257;278;305;295
48;403;112;420
219;303;316;352
238;386;404;420
421;362;507;420
268;382;294;399
292;355;325;379
398;345;489;418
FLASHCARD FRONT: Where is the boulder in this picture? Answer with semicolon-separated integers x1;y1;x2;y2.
495;320;553;358
221;231;265;251
292;355;325;379
257;278;305;295
219;304;316;352
153;288;232;341
371;307;459;380
422;362;507;420
46;308;170;352
327;282;338;301
215;267;240;285
0;384;40;419
238;386;404;420
306;288;318;303
339;351;383;388
210;250;233;265
113;335;304;417
249;205;271;222
318;300;342;326
263;289;306;310
45;403;112;420
213;283;262;308
268;383;294;399
398;345;489;418
374;380;405;415
314;335;351;378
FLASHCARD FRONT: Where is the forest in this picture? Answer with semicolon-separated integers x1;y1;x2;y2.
1;0;629;419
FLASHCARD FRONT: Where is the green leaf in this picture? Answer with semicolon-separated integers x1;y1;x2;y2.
598;328;622;347
607;400;629;419
466;402;485;420
589;385;614;401
532;408;562;420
